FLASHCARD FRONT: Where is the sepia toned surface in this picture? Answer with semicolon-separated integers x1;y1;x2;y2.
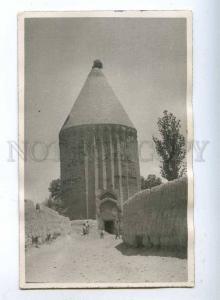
19;11;194;288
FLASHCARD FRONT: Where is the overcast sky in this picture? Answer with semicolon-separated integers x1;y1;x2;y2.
24;17;187;203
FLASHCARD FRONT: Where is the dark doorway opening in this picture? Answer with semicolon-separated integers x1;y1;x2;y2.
135;235;144;248
104;220;114;234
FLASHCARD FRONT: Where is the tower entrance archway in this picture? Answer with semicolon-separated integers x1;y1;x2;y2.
104;220;114;234
97;191;121;234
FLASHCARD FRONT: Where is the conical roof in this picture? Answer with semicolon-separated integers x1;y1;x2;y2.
61;60;134;130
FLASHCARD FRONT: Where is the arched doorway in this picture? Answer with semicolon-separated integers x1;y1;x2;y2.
99;199;119;234
104;220;115;234
97;191;121;234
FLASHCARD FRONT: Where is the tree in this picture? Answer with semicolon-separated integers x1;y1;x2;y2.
141;176;146;190
141;174;162;190
48;178;61;199
47;179;64;214
153;110;186;181
43;196;53;208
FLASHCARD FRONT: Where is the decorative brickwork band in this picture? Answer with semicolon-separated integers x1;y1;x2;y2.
109;128;115;189
116;132;123;210
101;130;107;190
94;133;99;197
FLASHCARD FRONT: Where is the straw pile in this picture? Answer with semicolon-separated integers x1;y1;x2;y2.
122;177;187;253
25;200;71;248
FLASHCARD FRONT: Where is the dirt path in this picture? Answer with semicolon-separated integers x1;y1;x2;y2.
26;228;187;284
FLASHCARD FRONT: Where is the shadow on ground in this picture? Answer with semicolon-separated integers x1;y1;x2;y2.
115;242;187;259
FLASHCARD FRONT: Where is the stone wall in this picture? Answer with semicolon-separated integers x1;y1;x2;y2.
122;177;188;253
59;123;140;220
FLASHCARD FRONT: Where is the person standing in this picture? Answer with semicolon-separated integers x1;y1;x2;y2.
85;220;90;234
82;223;87;236
115;220;120;239
100;229;104;239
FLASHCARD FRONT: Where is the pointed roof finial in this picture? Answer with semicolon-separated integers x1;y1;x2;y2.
92;59;103;69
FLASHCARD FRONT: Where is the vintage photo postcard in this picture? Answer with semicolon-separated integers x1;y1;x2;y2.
18;11;194;288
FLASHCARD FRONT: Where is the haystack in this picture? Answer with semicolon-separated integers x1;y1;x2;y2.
122;177;188;253
25;200;71;248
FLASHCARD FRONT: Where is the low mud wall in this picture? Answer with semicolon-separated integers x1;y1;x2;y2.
122;177;188;253
25;200;71;248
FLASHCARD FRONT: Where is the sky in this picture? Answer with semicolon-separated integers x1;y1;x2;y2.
24;17;187;203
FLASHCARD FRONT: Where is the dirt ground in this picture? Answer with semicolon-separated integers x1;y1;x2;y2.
25;221;187;284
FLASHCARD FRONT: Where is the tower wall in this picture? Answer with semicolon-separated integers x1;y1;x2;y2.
59;124;140;220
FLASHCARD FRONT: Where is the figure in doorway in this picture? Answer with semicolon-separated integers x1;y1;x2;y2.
115;219;121;240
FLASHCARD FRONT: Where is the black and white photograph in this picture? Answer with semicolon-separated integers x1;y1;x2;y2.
18;11;193;288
